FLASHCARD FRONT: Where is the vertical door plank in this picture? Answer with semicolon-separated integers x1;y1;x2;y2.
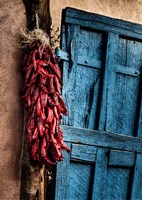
137;70;142;137
105;167;130;200
98;33;119;131
73;29;104;129
69;162;92;200
131;97;142;199
105;33;119;133
55;143;71;200
60;24;67;50
111;38;142;136
105;150;134;200
138;102;142;137
62;28;104;129
62;25;80;126
131;153;142;200
92;148;109;200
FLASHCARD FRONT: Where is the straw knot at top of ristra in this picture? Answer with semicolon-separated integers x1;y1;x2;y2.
21;28;50;49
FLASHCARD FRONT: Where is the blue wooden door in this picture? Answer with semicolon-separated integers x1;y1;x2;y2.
54;8;142;200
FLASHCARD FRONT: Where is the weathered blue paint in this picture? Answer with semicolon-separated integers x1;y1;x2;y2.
54;7;142;200
56;48;140;77
63;7;142;40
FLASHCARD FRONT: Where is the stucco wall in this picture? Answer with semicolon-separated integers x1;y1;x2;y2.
50;0;142;29
0;0;25;199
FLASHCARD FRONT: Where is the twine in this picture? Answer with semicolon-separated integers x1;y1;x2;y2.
20;12;50;49
35;12;39;29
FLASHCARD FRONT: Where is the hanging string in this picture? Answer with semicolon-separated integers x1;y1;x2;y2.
35;12;39;29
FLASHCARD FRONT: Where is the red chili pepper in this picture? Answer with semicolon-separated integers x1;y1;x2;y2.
49;62;61;79
27;93;31;107
41;86;48;93
56;104;68;116
57;129;71;153
46;106;54;123
25;72;37;87
55;119;60;134
41;136;56;165
53;106;60;119
40;76;47;85
38;44;42;59
43;52;50;63
31;87;39;105
40;91;48;107
36;96;41;117
32;127;38;140
52;93;58;105
57;93;68;115
41;107;46;121
54;76;61;94
38;60;54;78
32;50;38;71
50;117;56;135
49;142;62;161
48;78;55;93
38;120;45;137
47;95;56;106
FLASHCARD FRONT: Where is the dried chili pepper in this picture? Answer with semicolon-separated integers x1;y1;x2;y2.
21;40;70;167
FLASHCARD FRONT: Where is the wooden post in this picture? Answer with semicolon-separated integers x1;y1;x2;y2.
22;0;52;34
20;1;52;199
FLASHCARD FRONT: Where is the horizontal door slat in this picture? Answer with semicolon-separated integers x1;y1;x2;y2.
56;48;140;77
62;125;142;153
71;144;97;162
64;8;142;36
64;17;142;40
56;48;102;69
108;150;135;167
116;65;140;77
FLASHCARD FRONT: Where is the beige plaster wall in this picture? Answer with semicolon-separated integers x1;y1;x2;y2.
50;0;142;29
0;0;25;199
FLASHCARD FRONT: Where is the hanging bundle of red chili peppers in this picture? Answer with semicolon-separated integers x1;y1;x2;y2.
21;28;70;166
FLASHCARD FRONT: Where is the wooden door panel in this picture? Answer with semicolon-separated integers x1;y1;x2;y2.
55;142;95;200
62;60;101;129
55;143;71;200
108;37;142;136
62;26;105;130
131;153;142;199
54;7;142;200
69;162;93;200
93;148;135;200
78;28;105;62
105;150;135;199
105;167;131;200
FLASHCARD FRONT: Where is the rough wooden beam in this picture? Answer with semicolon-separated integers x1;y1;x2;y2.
22;0;52;34
20;1;52;199
20;129;43;200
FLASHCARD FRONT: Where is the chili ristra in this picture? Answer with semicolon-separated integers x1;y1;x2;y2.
21;41;70;166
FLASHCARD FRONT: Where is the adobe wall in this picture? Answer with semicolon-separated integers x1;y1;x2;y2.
0;0;25;199
50;0;142;29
